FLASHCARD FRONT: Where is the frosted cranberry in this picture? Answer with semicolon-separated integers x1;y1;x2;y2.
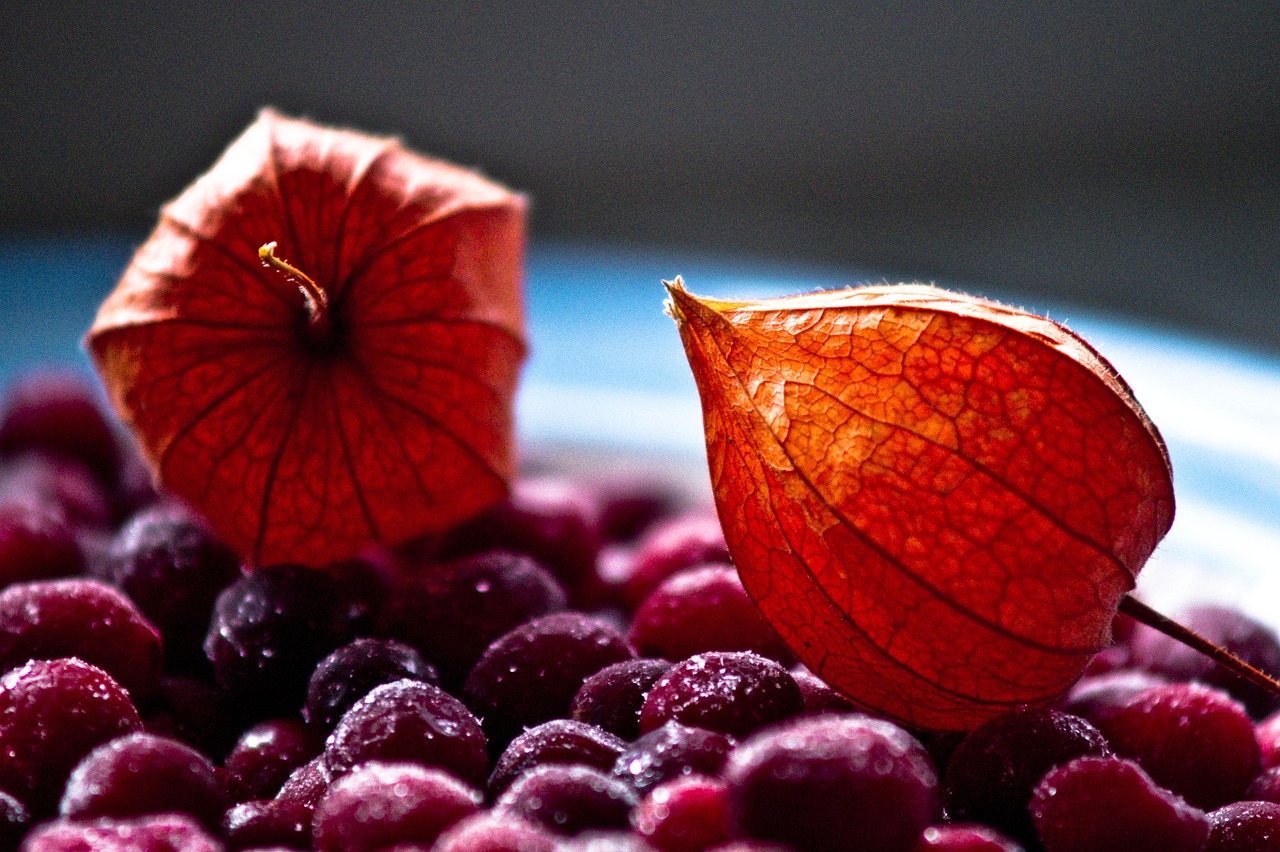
725;714;942;852
313;762;482;852
0;371;119;482
631;775;732;852
324;679;488;787
225;719;322;799
0;451;112;528
0;790;28;850
613;722;735;795
942;707;1110;844
204;563;353;715
1258;709;1280;769
441;477;603;596
433;811;562;852
104;502;241;670
790;666;858;714
463;612;634;751
59;732;229;828
276;755;332;811
573;659;673;740
0;658;140;813
1095;681;1261;809
489;719;627;797
1206;800;1280;850
22;812;223;851
223;798;313;849
638;651;803;739
0;500;83;584
305;638;436;729
914;823;1023;851
1060;668;1168;726
1030;756;1209;852
0;578;163;703
381;550;566;687
143;675;241;760
495;764;637;836
623;511;729;608
1130;604;1280;719
629;564;792;664
562;830;658;850
1248;767;1280;804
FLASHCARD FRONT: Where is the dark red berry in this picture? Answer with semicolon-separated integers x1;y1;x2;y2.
0;370;120;483
915;823;1023;851
1060;668;1168;726
432;811;562;852
59;732;230;829
142;675;241;761
1205;800;1280;851
324;679;489;788
942;707;1110;844
612;721;736;796
0;657;141;815
0;578;163;703
0;500;84;585
1030;756;1210;852
572;659;673;740
0;789;29;851
275;755;332;811
312;761;482;852
622;510;728;609
1094;681;1261;810
494;764;637;836
629;564;792;664
638;651;803;739
590;474;678;543
381;549;567;688
0;451;113;528
223;798;313;850
790;665;858;715
489;719;627;798
305;637;436;729
463;612;634;752
225;719;323;799
1248;767;1280;804
1257;709;1280;770
725;713;942;852
631;774;732;852
22;812;223;851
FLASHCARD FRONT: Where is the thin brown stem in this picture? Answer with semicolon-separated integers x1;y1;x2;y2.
259;241;331;342
1119;594;1280;695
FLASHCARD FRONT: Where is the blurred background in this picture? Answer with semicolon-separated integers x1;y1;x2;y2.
3;2;1278;352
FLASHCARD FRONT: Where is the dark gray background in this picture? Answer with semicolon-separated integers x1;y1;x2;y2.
4;2;1277;352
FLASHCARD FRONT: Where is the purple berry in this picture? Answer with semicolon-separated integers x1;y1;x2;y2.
622;510;728;609
22;812;223;851
0;500;84;585
305;637;437;729
1030;756;1209;852
324;679;488;788
223;798;314;849
0;578;163;703
59;732;230;829
432;811;562;852
494;764;637;836
638;651;803;739
572;659;673;740
0;657;141;814
275;755;332;811
1205;800;1280;851
725;713;941;852
1094;682;1261;809
629;564;792;664
631;775;732;852
381;549;567;687
463;612;633;751
612;721;736;795
1257;709;1280;770
225;719;322;799
942;707;1110;844
312;761;482;852
0;370;120;483
489;719;627;798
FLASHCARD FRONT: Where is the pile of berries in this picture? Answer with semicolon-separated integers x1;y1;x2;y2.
1;369;1279;851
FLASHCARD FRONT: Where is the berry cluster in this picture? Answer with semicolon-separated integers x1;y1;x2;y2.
1;369;1279;851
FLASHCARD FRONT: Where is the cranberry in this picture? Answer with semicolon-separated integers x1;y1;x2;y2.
21;812;223;851
103;502;241;670
1060;668;1168;726
324;679;489;788
204;563;353;716
0;658;141;814
613;722;736;795
629;563;792;664
1205;800;1280;851
225;719;323;799
58;732;230;829
1257;709;1280;769
223;798;313;849
463;612;634;752
1030;756;1210;852
313;761;482;852
572;659;673;740
0;451;113;528
725;713;941;852
381;549;567;687
494;764;637;836
276;755;332;811
432;810;562;852
942;707;1110;844
0;370;120;483
590;474;678;543
143;675;241;760
631;775;732;852
790;666;858;714
489;719;627;798
915;823;1024;851
623;510;729;608
0;500;84;585
1248;767;1280;804
1094;681;1261;809
305;637;437;729
0;578;163;703
638;651;803;739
